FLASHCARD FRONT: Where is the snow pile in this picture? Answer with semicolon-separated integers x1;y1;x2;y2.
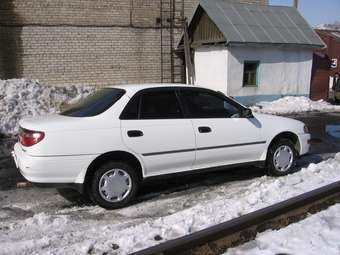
250;96;340;115
226;203;340;255
0;79;94;137
1;154;340;254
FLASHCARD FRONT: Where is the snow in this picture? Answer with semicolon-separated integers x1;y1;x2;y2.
250;96;340;115
1;153;340;255
316;23;340;31
0;79;94;137
226;203;340;255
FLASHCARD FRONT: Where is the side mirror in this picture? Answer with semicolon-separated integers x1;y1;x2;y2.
241;108;253;118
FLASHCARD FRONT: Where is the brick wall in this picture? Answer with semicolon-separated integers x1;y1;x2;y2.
0;0;267;86
19;27;164;86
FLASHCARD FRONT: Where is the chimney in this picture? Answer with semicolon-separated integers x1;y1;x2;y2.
294;0;299;8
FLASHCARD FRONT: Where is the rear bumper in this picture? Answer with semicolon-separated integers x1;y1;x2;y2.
298;133;311;156
12;146;83;192
12;143;96;185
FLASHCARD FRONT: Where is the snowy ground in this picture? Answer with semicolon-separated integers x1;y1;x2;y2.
0;153;339;255
250;96;340;115
0;79;94;136
226;203;340;255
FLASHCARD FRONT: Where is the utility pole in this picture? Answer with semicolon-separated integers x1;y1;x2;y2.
294;0;299;9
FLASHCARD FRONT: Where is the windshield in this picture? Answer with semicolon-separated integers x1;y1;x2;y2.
61;88;125;117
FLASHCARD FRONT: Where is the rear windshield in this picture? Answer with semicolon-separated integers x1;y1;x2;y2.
61;88;125;117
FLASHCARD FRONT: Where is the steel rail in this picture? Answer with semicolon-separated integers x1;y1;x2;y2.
132;181;340;255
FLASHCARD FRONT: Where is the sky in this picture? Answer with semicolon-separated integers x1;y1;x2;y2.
269;0;340;27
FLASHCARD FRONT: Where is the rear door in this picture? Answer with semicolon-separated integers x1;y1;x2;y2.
120;88;196;177
179;88;265;170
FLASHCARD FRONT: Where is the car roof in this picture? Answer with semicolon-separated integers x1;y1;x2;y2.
103;83;209;97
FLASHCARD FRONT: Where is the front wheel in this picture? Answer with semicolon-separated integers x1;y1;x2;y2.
267;139;297;176
89;161;139;209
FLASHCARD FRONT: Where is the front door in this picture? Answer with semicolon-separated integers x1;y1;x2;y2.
179;88;265;170
120;88;196;177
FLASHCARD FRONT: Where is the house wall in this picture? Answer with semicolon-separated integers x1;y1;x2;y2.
227;46;313;104
227;46;313;105
194;46;229;94
315;30;340;75
310;30;340;100
193;45;313;105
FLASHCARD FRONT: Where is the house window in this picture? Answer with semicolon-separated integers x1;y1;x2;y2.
243;61;259;87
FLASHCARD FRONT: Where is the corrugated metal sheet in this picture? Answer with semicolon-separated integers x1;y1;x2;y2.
189;0;325;48
192;11;226;46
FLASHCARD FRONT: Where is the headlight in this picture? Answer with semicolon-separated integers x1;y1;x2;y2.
303;125;309;133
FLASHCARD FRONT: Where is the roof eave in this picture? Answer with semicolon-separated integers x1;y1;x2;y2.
226;41;326;49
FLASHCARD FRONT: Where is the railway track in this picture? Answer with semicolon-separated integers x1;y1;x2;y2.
133;181;340;255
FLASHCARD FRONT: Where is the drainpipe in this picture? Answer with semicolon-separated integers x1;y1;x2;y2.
294;0;299;9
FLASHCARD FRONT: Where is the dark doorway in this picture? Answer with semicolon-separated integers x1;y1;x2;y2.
310;53;331;101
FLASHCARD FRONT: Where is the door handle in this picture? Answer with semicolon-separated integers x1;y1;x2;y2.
127;130;144;137
198;126;211;133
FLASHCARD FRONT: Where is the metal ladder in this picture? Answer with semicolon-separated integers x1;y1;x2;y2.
160;0;185;83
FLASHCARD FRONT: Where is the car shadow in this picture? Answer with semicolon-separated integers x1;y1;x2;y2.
136;165;267;202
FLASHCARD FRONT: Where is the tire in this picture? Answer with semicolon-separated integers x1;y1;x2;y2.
57;188;91;204
267;139;297;176
89;161;138;209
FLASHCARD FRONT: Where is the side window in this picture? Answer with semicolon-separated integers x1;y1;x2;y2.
181;90;240;118
140;90;183;119
120;94;140;120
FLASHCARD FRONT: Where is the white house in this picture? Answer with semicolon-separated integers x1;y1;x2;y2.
182;0;325;105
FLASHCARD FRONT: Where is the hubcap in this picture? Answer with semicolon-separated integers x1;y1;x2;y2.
98;169;132;202
273;145;294;172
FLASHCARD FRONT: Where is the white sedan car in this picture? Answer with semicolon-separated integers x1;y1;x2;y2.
12;84;310;209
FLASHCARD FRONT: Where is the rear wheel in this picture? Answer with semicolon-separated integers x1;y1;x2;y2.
267;139;297;176
89;161;138;209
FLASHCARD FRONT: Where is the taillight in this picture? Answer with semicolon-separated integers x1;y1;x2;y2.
19;127;45;147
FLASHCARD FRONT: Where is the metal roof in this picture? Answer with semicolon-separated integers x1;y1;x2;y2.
190;0;325;48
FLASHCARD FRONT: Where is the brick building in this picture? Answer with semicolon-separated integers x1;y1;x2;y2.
0;0;267;86
310;29;340;100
